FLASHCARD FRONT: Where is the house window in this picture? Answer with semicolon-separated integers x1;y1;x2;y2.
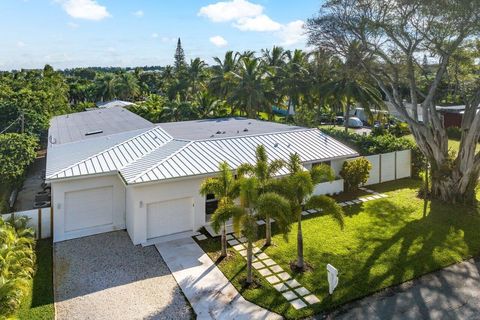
205;193;219;217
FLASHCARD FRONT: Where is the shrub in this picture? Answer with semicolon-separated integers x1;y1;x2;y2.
320;128;424;178
340;158;372;191
0;216;36;317
446;126;462;140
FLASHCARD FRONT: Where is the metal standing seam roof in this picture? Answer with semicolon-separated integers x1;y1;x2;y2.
46;127;173;180
46;124;359;184
128;128;358;184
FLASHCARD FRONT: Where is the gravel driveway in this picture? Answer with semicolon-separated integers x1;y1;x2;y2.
54;231;192;320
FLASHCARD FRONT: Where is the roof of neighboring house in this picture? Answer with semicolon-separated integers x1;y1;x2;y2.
48;107;153;145
46;110;359;184
96;100;135;108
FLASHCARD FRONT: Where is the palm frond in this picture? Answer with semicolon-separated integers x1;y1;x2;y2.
305;195;344;229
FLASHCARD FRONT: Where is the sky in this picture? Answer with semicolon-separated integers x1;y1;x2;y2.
0;0;323;70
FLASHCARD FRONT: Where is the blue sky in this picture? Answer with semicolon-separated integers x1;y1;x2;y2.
0;0;322;70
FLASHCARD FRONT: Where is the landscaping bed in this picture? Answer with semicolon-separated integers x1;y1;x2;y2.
197;178;480;319
15;239;54;320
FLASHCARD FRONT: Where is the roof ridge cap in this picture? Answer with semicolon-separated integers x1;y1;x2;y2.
128;140;195;184
46;126;172;180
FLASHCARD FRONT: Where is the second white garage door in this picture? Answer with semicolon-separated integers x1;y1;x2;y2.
146;197;193;239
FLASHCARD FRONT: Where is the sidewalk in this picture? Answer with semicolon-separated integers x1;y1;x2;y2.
323;257;480;319
156;237;281;320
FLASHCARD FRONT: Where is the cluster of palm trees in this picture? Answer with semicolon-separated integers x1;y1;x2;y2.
67;45;384;128
200;146;344;285
0;216;35;317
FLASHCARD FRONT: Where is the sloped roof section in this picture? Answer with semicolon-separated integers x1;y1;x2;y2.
129;129;357;184
47;127;172;180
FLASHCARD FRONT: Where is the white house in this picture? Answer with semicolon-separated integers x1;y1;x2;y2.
46;108;358;245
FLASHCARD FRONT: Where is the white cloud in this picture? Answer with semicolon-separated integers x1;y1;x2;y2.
209;35;228;47
277;20;306;46
198;0;262;22
133;10;144;17
57;0;110;21
161;37;177;43
17;41;26;48
234;14;282;32
152;33;159;38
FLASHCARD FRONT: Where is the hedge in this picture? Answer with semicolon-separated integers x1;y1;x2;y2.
320;128;424;178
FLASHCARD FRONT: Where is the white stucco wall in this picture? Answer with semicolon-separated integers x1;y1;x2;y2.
396;150;411;179
380;152;396;182
126;176;206;245
364;154;380;185
51;174;126;242
313;179;344;195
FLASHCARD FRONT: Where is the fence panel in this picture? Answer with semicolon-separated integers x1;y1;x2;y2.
364;155;380;185
380;152;396;182
396;150;412;179
2;208;52;239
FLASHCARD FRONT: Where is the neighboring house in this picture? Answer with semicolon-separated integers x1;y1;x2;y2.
46;108;358;245
436;105;465;128
96;99;135;108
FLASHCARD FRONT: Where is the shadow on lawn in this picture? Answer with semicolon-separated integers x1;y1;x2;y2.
329;197;480;319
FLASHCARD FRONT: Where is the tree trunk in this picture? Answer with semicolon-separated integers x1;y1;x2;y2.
344;102;350;133
246;240;253;284
430;167;479;204
296;214;304;269
265;216;271;246
220;223;227;257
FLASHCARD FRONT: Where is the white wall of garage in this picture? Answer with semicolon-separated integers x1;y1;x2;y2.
126;176;206;245
51;174;126;242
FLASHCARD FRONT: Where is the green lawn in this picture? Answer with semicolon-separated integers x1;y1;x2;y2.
197;178;480;319
15;239;55;320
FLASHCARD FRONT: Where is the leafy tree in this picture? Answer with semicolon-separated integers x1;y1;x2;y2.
307;0;480;203
200;162;240;257
95;73;117;102
237;145;286;246
114;72;140;101
0;134;38;187
273;154;343;271
340;158;372;191
209;51;239;101
278;49;310;115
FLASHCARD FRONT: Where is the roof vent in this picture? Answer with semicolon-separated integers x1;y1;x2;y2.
243;128;249;132
85;130;103;136
248;122;252;125
274;142;279;147
216;130;222;134
222;131;226;134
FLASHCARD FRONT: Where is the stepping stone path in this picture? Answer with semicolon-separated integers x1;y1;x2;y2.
226;234;321;310
195;234;207;241
338;188;388;208
208;186;388;311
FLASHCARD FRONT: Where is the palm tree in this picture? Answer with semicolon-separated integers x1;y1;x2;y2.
237;145;285;246
274;154;344;271
230;57;272;118
188;58;207;97
321;78;383;132
234;177;290;284
95;73;117;102
261;46;287;119
194;91;226;119
114;72;140;101
200;162;240;257
209;51;239;101
278;49;310;115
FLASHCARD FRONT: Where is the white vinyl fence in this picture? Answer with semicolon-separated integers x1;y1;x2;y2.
334;150;412;186
1;207;52;239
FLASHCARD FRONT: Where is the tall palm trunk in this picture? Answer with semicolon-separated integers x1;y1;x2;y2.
344;100;351;133
265;216;272;246
246;239;253;284
296;213;304;269
221;222;227;257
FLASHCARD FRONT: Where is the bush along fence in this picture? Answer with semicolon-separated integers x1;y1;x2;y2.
1;207;52;239
320;128;424;177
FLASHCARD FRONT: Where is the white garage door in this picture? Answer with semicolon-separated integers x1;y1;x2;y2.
64;186;114;235
147;197;193;239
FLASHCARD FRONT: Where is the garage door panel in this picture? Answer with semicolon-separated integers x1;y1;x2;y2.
65;186;113;233
147;197;193;239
